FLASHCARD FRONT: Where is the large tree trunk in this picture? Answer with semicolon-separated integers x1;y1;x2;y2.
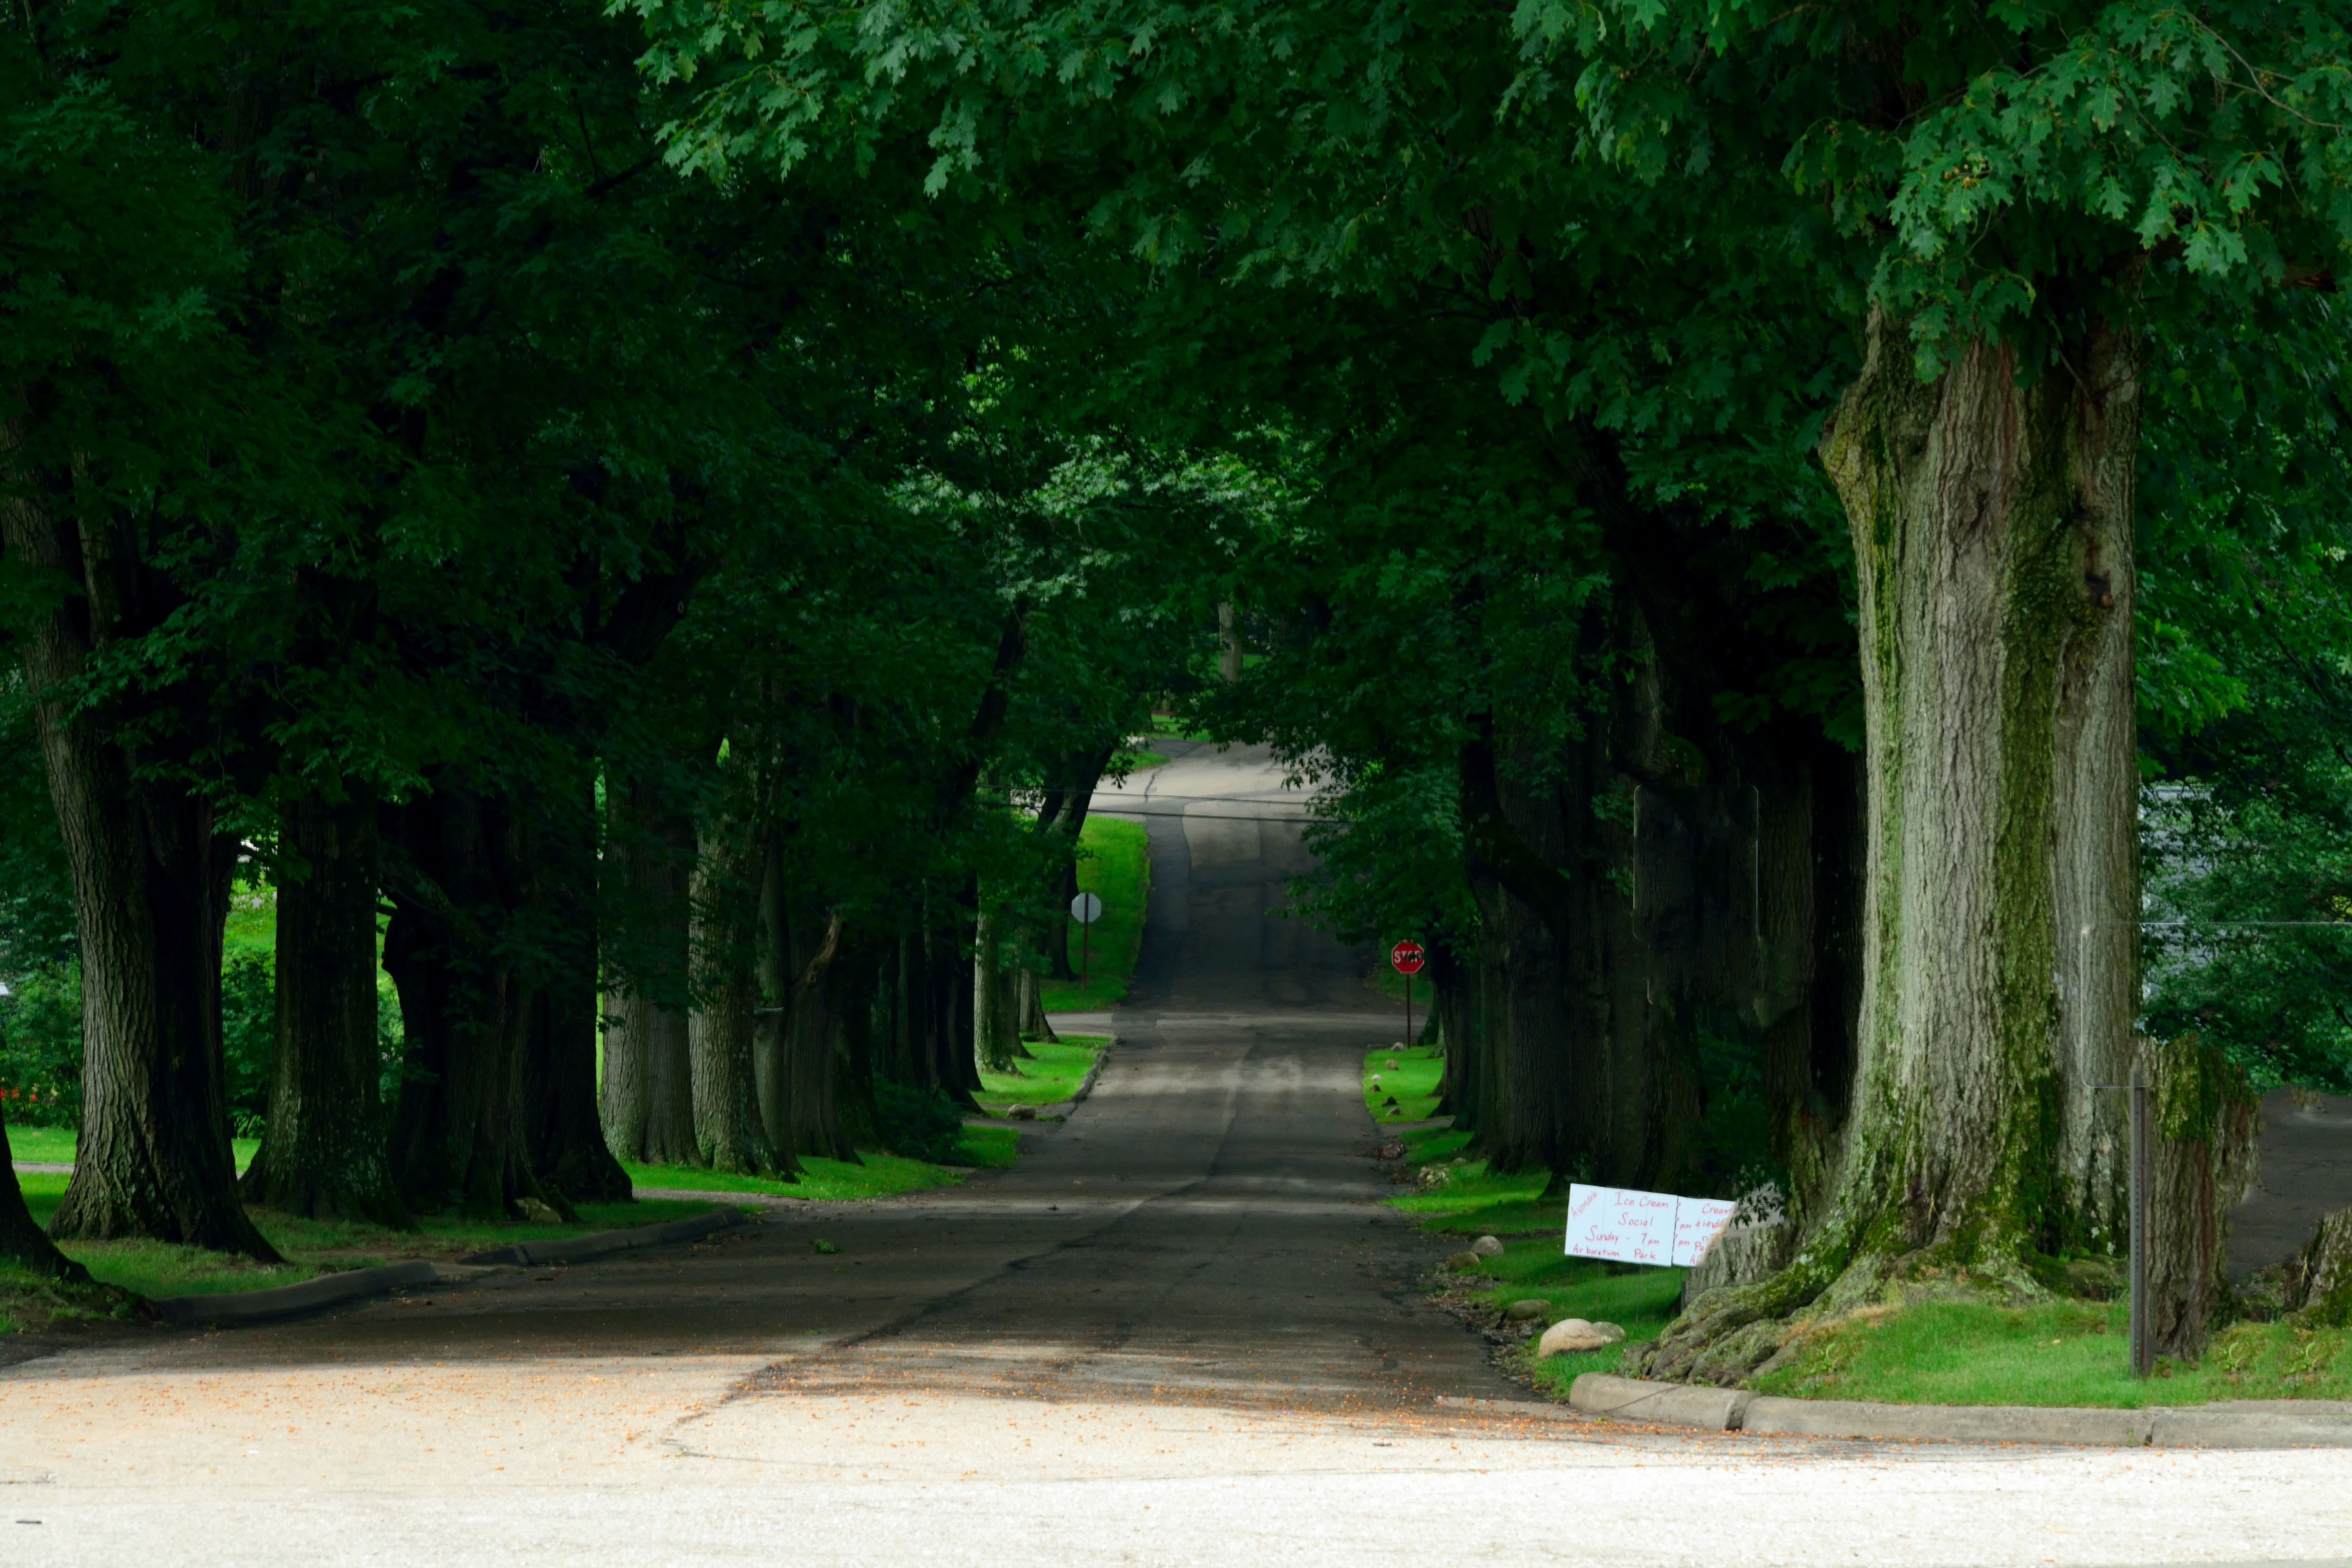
2;512;272;1254
688;817;776;1174
783;913;860;1163
383;787;566;1219
240;791;408;1225
835;943;884;1150
940;911;984;1108
2144;1033;2260;1360
525;769;630;1203
599;776;699;1166
973;905;1028;1074
1643;312;2140;1381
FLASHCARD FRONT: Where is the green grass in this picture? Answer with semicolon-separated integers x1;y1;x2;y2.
1364;1045;1443;1124
1111;748;1170;774
1041;816;1151;1012
6;1125;260;1171
622;1136;1022;1199
6;1173;731;1307
1361;1049;2352;1412
1462;1244;1691;1395
978;1035;1107;1114
1751;1297;2352;1407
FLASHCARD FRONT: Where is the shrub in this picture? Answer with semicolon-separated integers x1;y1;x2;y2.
220;951;276;1138
0;963;83;1127
874;1081;966;1165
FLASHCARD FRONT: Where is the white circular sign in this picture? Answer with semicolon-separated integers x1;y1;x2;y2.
1069;891;1103;924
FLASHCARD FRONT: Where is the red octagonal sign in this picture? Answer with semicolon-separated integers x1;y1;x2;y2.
1389;940;1426;976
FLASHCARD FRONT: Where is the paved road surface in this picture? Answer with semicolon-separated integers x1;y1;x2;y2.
4;743;2350;1565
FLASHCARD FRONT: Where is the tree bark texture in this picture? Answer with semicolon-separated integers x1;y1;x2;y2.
524;769;630;1202
1642;313;2141;1381
382;786;568;1219
783;913;860;1164
0;479;276;1257
2284;1209;2352;1327
2142;1034;2259;1359
240;791;408;1225
688;816;776;1174
973;906;1024;1074
1820;315;2140;1265
599;776;698;1166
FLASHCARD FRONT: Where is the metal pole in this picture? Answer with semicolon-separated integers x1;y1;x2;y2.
1081;915;1090;990
1405;973;1413;1049
2130;1062;2151;1378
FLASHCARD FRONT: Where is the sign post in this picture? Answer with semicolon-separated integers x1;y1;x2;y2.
1389;940;1426;1045
1070;891;1103;988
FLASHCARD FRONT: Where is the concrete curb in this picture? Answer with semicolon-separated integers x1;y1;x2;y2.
1565;1375;2352;1448
1066;1038;1114;1108
1745;1395;2151;1446
2151;1407;2352;1448
1569;1374;1751;1430
461;1204;752;1267
994;1036;1118;1122
152;1260;442;1326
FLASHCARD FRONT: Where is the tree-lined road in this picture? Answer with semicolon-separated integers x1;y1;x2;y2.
4;744;2350;1564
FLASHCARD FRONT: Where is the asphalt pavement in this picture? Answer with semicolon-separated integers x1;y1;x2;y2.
3;742;2350;1565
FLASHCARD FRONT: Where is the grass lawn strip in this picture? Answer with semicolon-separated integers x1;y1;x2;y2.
1753;1296;2352;1406
1364;1045;1442;1125
978;1035;1108;1115
1357;1049;2352;1410
1040;816;1150;1013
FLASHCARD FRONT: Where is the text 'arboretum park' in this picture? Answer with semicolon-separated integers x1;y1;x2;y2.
5;1;2352;1563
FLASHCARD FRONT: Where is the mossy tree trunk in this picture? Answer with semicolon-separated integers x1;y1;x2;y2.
240;790;408;1225
2145;1033;2260;1359
973;904;1026;1074
1642;312;2140;1381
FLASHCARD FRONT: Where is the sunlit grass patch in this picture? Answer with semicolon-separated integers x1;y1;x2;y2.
978;1036;1107;1113
6;1126;259;1172
1363;1045;1443;1124
626;1152;993;1203
1040;817;1151;1013
1752;1298;2352;1407
16;1169;67;1229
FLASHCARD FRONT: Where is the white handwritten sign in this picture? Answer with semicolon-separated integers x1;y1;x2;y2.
1564;1183;1677;1267
1671;1198;1737;1267
1566;1185;1738;1269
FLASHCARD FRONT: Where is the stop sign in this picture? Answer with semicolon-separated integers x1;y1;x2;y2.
1389;940;1426;975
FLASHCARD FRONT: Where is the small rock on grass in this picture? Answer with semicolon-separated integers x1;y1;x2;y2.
1009;1105;1037;1120
1504;1299;1548;1322
1445;1251;1484;1271
1536;1318;1626;1357
517;1197;562;1224
1470;1234;1504;1257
